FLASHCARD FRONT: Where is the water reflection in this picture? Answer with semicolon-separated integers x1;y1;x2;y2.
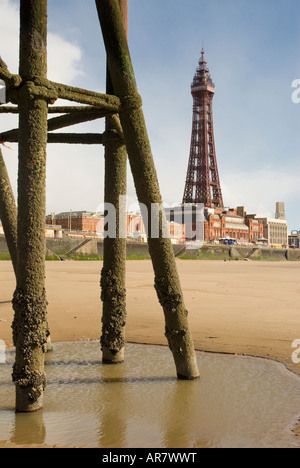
162;379;211;448
11;411;46;446
0;342;299;448
96;366;127;448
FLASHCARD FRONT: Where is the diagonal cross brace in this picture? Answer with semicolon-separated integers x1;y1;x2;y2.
96;0;199;380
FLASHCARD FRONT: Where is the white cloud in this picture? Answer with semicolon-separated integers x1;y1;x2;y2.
46;143;104;215
47;33;84;84
0;0;86;209
221;168;300;223
0;0;19;72
0;0;83;83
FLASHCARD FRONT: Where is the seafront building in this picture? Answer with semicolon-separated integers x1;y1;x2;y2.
204;207;264;244
45;224;63;239
46;211;103;233
204;205;288;246
257;202;289;247
289;231;300;248
256;217;288;247
275;202;287;221
46;211;185;244
165;203;290;246
0;208;293;248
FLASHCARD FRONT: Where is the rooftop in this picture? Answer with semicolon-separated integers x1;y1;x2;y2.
49;211;103;219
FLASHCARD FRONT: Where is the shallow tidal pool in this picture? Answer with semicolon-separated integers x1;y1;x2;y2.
0;342;300;448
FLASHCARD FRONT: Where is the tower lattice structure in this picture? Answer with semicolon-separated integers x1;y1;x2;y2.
183;49;224;208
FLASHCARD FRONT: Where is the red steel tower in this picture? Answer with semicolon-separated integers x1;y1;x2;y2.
183;49;224;208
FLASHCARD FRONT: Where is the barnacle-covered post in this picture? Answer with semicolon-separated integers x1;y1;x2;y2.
100;0;128;364
96;0;199;380
0;147;53;352
12;0;50;412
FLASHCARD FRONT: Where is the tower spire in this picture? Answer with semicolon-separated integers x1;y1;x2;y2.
200;47;206;64
199;47;208;70
182;49;223;208
193;47;213;88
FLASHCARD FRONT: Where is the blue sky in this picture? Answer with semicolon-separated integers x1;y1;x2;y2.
1;0;300;230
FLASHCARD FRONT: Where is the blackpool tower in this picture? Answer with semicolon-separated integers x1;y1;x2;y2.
182;49;224;208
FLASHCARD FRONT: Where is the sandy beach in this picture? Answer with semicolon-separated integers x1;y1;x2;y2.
0;259;299;376
0;259;300;445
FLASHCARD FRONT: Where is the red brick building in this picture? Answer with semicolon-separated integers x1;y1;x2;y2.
205;211;249;242
203;207;264;243
165;206;264;243
47;211;185;243
46;211;104;233
245;217;264;243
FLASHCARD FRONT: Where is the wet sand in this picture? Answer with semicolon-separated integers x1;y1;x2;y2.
1;342;300;448
0;259;300;447
0;260;299;375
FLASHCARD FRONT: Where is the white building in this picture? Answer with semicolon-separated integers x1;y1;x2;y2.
257;217;288;247
45;224;63;238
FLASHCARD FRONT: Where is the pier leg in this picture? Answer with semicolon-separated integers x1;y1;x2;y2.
96;0;199;379
0;148;53;353
100;132;127;364
101;0;128;364
12;0;49;412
